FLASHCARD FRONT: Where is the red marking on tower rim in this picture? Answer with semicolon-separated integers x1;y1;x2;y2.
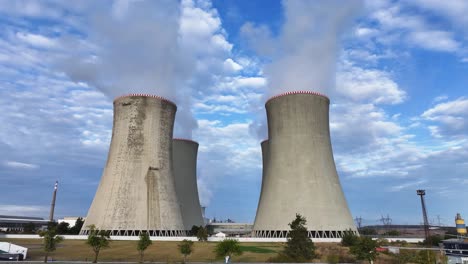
261;139;269;144
266;90;329;105
114;93;177;107
173;138;199;144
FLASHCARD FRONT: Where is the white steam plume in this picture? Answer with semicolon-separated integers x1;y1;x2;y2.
241;0;363;97
59;0;197;138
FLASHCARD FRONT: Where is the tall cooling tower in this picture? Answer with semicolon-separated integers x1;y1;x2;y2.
254;140;269;221
253;91;357;238
173;138;204;230
81;94;185;236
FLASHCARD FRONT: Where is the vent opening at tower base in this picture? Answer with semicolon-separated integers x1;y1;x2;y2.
253;230;358;239
80;229;187;237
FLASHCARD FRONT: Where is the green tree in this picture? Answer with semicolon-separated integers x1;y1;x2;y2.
56;222;70;234
178;239;194;263
341;229;359;247
69;217;84;235
350;236;379;264
23;222;36;234
283;214;316;261
38;228;64;263
86;225;111;263
190;225;200;236
197;226;208;242
137;232;152;263
214;239;242;260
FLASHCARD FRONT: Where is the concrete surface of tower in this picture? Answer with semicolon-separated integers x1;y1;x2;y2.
81;94;185;236
173;138;204;230
253;91;357;238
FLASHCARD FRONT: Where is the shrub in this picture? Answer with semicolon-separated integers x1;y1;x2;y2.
341;230;359;247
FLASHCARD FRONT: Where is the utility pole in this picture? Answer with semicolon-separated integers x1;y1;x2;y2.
417;189;430;242
49;181;58;222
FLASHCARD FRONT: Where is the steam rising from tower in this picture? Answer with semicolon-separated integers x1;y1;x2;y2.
81;95;185;236
253;91;357;238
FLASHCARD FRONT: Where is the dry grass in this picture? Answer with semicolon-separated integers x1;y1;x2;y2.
2;238;426;263
1;239;281;262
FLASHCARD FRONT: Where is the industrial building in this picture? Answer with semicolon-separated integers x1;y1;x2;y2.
208;222;253;237
173;138;204;230
0;215;48;232
443;239;468;264
253;91;357;238
81;94;185;236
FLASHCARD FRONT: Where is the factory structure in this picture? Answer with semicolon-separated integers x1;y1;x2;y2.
81;94;203;236
252;91;357;238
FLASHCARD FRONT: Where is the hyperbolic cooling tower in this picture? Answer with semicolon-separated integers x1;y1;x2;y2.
81;94;185;236
253;91;357;238
173;138;204;230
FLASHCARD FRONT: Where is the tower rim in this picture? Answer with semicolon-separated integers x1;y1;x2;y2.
265;90;330;106
114;93;177;107
173;138;199;145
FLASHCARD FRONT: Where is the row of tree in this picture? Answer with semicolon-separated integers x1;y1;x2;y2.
43;214;440;263
38;223;245;263
21;218;84;235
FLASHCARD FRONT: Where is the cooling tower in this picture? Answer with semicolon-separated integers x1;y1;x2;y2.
253;91;357;238
173;138;204;230
81;94;185;236
254;140;269;223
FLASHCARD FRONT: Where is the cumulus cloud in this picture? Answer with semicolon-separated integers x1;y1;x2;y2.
336;61;406;104
408;30;459;52
365;1;463;54
194;119;261;213
422;97;468;138
411;0;468;27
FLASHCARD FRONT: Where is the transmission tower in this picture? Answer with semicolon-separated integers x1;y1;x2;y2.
417;189;430;242
354;216;363;229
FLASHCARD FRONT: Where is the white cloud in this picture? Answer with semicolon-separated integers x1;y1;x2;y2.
354;27;378;38
412;0;468;26
4;161;39;169
0;205;46;216
16;32;58;48
388;180;427;192
223;58;243;73
336;61;406;104
422;97;468;137
408;30;459;52
0;0;62;19
194;119;261;206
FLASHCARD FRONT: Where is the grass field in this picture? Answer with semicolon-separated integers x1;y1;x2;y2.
1;238;424;263
1;239;283;262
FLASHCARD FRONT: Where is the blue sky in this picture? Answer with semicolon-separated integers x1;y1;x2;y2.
0;0;467;227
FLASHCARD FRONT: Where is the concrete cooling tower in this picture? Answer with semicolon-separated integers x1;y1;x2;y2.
253;91;357;238
254;140;269;220
173;138;204;230
81;94;185;236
